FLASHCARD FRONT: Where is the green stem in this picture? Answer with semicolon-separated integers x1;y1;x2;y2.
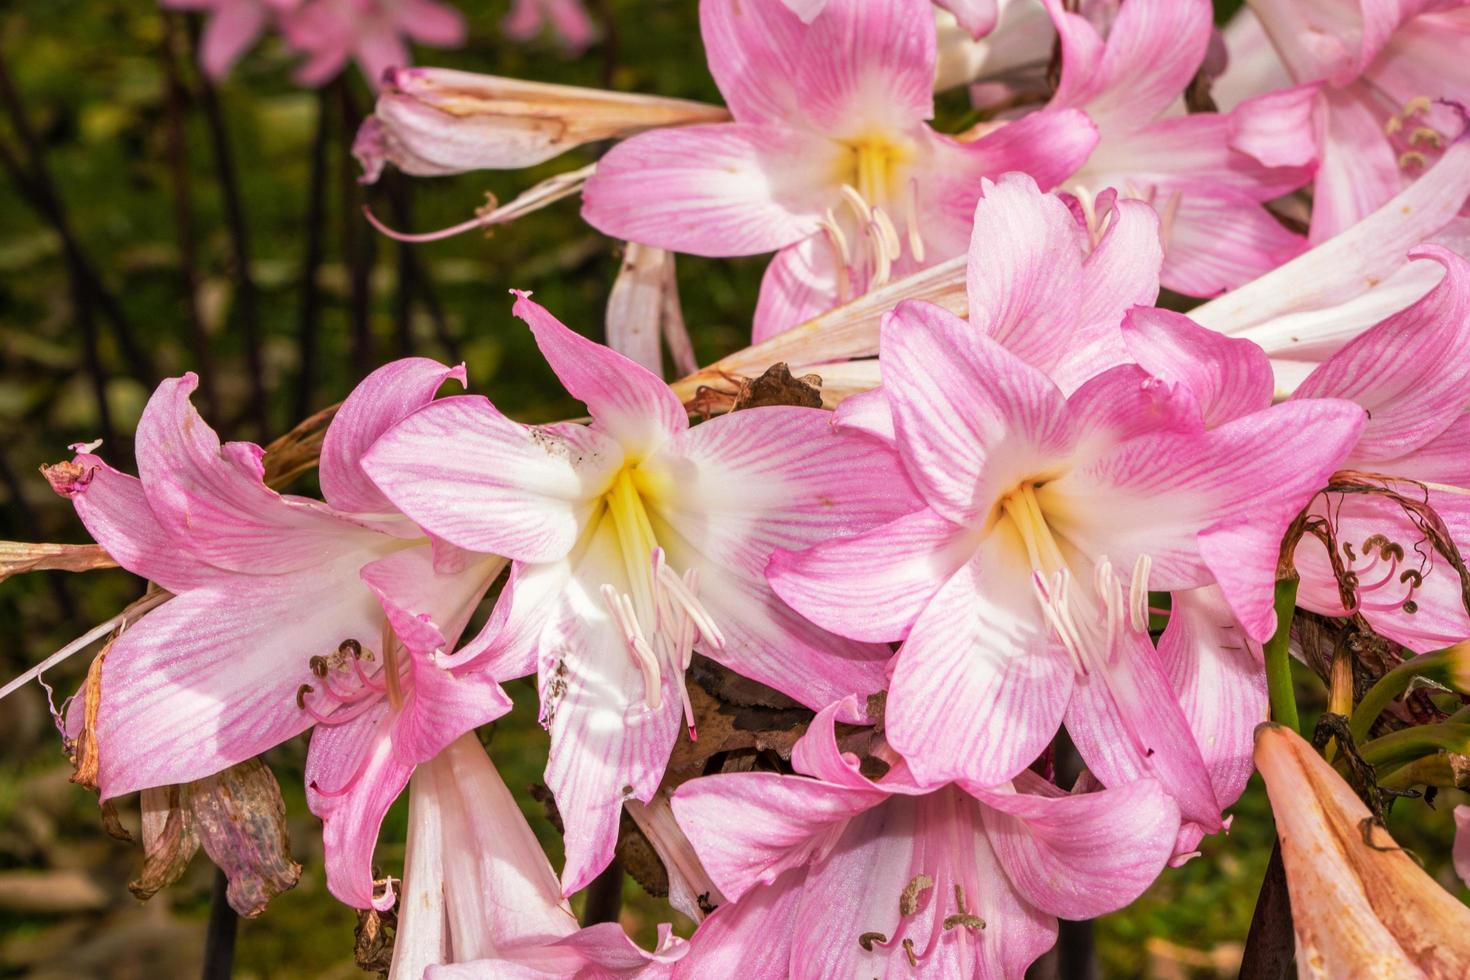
1355;723;1470;769
1264;578;1300;733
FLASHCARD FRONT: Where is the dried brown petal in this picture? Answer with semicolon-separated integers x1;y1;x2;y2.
68;640;110;794
189;759;301;917
0;541;115;582
129;785;198;901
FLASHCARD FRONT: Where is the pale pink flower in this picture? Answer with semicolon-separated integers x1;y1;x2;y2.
161;0;301;79
670;698;1181;977
1243;0;1470;242
283;0;465;88
503;0;598;54
580;0;1097;342
362;292;913;893
389;734;684;980
783;0;999;39
766;183;1366;842
1042;0;1314;296
47;359;508;909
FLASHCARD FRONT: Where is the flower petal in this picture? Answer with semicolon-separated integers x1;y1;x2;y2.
672;771;882;902
93;553;388;798
1294;245;1470;463
700;0;810;123
1309;86;1406;244
1157;585;1267;810
1064;628;1223;831
882;298;1076;525
675;869;804;980
767;508;977;643
887;536;1076;788
793;0;936;132
365;395;620;562
320;358;466;516
514;293;689;456
1122;307;1274;428
581;123;830;258
752;236;840;343
135;374;371;574
973;776;1180;920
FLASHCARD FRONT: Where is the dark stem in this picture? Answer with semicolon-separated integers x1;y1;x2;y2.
293;88;332;423
160;14;217;418
408;250;460;363
188;16;268;438
1050;731;1096;979
200;868;239;980
1240;840;1295;979
388;172;416;357
0;48;156;392
590;0;621;90
337;79;375;381
581;858;623;927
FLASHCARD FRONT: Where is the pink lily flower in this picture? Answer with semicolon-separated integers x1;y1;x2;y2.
503;0;598;54
46;359;507;909
783;0;999;39
362;292;914;893
282;0;465;88
580;0;1098;342
766;238;1366;838
670;698;1181;977
1244;0;1470;243
389;734;684;980
160;0;302;80
1042;0;1314;296
1286;245;1470;651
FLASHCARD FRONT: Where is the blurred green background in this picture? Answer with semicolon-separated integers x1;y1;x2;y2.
0;0;1463;977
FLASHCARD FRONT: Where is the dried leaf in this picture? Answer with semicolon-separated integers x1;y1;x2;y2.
189;759;301;917
730;363;823;412
129;785;198;902
68;640;111;795
0;541;115;582
123;760;300;917
354;906;397;977
606;243;676;375
670;255;966;409
262;402;338;489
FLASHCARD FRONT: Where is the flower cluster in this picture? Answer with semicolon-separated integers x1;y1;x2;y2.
23;0;1470;976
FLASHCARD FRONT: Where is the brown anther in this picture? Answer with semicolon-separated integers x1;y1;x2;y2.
339;638;363;657
858;931;888;951
1385;114;1404;136
899;873;934;916
295;684;314;709
1404;600;1419;614
902;937;919;967
1401;569;1424;588
943;913;987;932
1399;150;1429;171
1402;95;1433;117
309;656;329;678
954;884;969;914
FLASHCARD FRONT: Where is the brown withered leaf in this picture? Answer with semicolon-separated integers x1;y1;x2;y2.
68;640;111;797
126;760;300;917
732;363;823;412
615;812;669;901
355;905;397;977
0;541;115;582
129;785;198;901
190;759;301;917
262;402;338;489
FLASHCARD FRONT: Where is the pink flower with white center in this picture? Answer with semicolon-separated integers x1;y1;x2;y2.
1041;0;1314;296
767;249;1366;841
783;0;999;39
580;0;1098;343
362;292;914;893
669;698;1181;978
1243;0;1470;242
282;0;465;88
161;0;301;79
1285;245;1470;651
386;734;685;980
503;0;598;54
46;359;507;909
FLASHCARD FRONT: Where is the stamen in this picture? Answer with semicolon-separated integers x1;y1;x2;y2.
1411;127;1443;149
1129;555;1153;633
839;184;872;225
899;873;933;916
1399;150;1428;171
819;211;854;305
1157;191;1183;246
1403;95;1432;117
656;560;726;651
871;208;903;263
602;584;663;710
904;179;925;263
868;219;893;288
1385;114;1404;136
